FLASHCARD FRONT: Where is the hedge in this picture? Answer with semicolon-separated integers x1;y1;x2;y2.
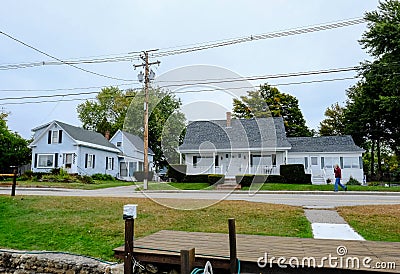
133;171;154;181
183;174;209;183
280;164;311;184
236;174;286;187
208;174;225;184
167;164;187;182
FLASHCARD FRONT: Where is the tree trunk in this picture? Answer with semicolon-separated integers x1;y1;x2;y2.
370;139;375;178
377;138;382;181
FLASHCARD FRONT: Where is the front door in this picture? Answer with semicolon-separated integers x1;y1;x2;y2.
310;156;322;176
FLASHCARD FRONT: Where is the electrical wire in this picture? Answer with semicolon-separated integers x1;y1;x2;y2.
0;30;134;81
151;18;366;58
0;17;365;70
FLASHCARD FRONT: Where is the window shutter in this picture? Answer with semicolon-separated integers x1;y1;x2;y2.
359;156;363;169
58;130;63;143
48;131;52;144
54;153;58;167
92;155;95;168
340;157;343;169
304;157;308;168
85;154;88;168
106;157;109;170
112;158;114;170
34;154;38;168
321;157;325;169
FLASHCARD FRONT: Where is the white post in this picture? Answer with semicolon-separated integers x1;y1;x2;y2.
213;152;216;174
248;151;251;174
285;150;288;164
179;153;182;164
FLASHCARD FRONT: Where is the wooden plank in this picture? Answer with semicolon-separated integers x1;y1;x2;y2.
114;230;400;273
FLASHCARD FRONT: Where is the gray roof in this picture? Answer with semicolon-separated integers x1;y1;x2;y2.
36;121;118;150
287;135;364;153
122;131;154;155
179;117;291;151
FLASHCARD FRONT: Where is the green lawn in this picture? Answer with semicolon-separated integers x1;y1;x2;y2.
4;180;135;190
0;196;311;261
241;183;400;192
338;204;400;242
134;182;212;190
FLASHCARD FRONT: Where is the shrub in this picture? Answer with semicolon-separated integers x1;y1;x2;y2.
208;174;225;184
265;175;286;183
347;176;361;185
167;164;187;182
280;164;311;184
133;171;154;182
236;175;255;187
80;175;94;184
50;168;61;175
91;173;115;181
183;174;210;183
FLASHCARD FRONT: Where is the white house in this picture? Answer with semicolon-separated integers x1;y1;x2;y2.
109;130;154;181
30;121;120;176
178;113;365;184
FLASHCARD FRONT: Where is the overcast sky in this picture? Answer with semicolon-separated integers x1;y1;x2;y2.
0;1;379;139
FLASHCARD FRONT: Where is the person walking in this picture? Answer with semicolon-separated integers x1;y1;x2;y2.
334;164;347;192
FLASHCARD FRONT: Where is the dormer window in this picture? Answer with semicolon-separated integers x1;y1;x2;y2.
48;130;63;144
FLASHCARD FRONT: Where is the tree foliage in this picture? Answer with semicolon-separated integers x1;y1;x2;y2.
0;113;31;171
344;0;400;177
319;102;346;136
77;87;186;169
77;87;134;136
233;83;312;137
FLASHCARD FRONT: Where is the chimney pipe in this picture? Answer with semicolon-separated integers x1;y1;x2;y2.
105;130;110;141
226;112;232;127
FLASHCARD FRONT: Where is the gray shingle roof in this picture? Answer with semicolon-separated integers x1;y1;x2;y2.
121;131;154;155
179;117;291;151
287;135;364;153
55;121;117;150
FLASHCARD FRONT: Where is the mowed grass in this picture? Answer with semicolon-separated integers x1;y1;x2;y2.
0;196;311;261
242;183;400;192
135;182;212;190
338;204;400;242
8;180;135;190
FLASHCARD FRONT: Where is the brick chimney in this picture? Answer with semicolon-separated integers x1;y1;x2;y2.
105;130;110;141
226;112;232;127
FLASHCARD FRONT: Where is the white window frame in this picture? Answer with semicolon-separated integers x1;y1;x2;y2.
52;130;59;144
106;157;114;170
65;153;73;169
37;154;55;168
343;157;359;169
87;154;95;169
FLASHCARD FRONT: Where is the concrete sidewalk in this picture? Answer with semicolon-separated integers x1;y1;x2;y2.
304;208;365;240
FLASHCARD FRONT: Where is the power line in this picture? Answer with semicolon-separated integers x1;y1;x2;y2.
0;82;140;92
0;17;365;70
0;97;95;106
0;30;134;81
151;18;366;58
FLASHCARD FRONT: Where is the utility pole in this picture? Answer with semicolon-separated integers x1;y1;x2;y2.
133;50;160;190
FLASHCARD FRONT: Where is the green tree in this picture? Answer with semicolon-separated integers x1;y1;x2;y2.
319;103;346;136
0;115;31;170
77;87;134;136
233;83;312;137
124;88;186;168
344;0;400;178
77;87;186;169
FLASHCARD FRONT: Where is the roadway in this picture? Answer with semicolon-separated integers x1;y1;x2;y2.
1;186;399;208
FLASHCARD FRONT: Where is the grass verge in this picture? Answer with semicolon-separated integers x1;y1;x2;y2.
0;196;311;261
338;204;400;242
3;180;135;190
241;183;400;192
135;182;212;190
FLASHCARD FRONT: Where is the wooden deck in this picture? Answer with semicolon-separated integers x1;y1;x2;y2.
114;230;399;273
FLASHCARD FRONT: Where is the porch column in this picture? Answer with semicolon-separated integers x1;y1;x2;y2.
179;153;182;164
213;152;216;174
248;151;251;173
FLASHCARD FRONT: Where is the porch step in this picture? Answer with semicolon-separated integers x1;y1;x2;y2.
216;178;241;190
312;175;326;185
216;183;241;190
